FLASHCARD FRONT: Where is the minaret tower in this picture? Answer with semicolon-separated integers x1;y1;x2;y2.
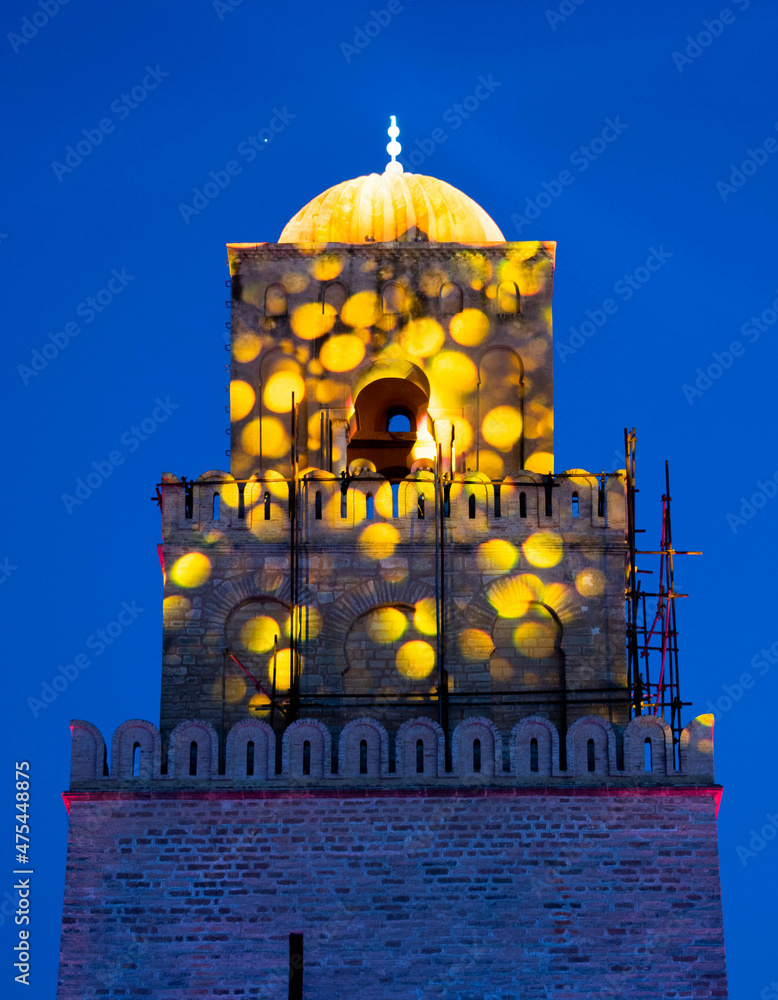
58;121;728;999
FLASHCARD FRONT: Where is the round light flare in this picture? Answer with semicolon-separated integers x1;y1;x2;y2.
524;451;554;475
358;522;399;560
542;582;576;624
487;575;534;619
233;332;262;363
341;290;380;328
400;317;445;358
449;308;490;346
365;607;408;644
427;350;478;399
290;301;336;340
481;406;523;452
270;648;300;691
513;618;558;659
522;531;564;568
414;597;437;636
396;640;436;680
458;628;494;662
216;481;241;509
241;417;290;459
311;253;343;281
476;539;519;574
169;552;212;589
230;380;255;422
241;615;282;654
490;656;513;682
263;371;306;413
478;450;504;480
320;334;366;373
281;270;309;293
212;675;247;705
163;595;191;628
575;568;606;597
247;691;272;718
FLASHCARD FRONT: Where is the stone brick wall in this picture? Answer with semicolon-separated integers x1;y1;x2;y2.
57;786;728;999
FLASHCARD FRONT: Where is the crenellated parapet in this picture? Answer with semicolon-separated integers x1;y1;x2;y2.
68;713;716;788
159;468;627;541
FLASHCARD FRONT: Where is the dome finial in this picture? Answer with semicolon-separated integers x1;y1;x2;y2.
385;115;403;176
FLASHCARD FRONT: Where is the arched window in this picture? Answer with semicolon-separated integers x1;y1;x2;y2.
417;493;425;519
493;485;501;518
586;739;595;773
391;482;399;518
529;738;539;773
246;741;255;777
468;494;476;518
263;492;271;520
189;741;198;776
496;281;520;315
365;494;374;519
644;738;653;773
212;492;220;521
265;283;288;316
359;739;368;775
572;491;579;518
443;483;451;518
132;742;140;777
519;491;527;518
472;738;482;773
314;491;322;520
322;280;347;314
340;491;347;519
416;739;424;774
302;740;311;776
387;408;413;432
382;281;406;314
439;281;463;314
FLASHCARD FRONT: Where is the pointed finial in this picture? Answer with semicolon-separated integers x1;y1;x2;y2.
385;115;403;175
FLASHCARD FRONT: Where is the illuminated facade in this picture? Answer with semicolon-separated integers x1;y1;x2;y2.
58;136;728;998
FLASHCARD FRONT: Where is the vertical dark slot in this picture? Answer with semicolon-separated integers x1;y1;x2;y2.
468;494;476;518
132;742;140;777
572;492;579;518
586;739;595;773
366;494;374;519
246;741;255;776
473;739;481;773
359;739;368;774
184;480;193;519
289;933;303;1000
530;738;539;773
264;492;271;520
418;493;425;519
314;491;322;520
302;740;311;775
519;491;527;518
544;481;553;517
416;739;424;773
644;738;653;772
443;483;451;518
494;485;501;518
189;742;198;776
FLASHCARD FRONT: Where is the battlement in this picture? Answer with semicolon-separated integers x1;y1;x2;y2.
68;713;716;791
159;468;627;542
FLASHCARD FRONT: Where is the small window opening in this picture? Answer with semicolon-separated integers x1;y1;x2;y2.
387;411;412;432
530;738;539;773
493;485;501;518
314;491;322;520
417;493;425;519
439;281;463;314
473;739;482;773
391;482;399;518
340;492;347;519
132;742;141;777
468;494;476;519
263;492;271;520
443;483;451;518
519;492;527;517
189;741;198;776
382;281;405;314
644;738;653;773
359;739;368;775
586;739;595;773
572;492;579;518
184;481;193;519
597;477;605;518
238;481;245;520
302;740;311;776
213;492;220;520
544;481;553;517
366;494;374;519
416;739;424;774
246;741;255;776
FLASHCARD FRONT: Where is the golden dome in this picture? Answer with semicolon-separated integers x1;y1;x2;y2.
278;171;504;244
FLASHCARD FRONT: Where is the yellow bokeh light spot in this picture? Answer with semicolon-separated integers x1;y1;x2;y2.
476;539;519;574
311;253;343;281
487;575;535;618
414;597;438;636
212;675;247;704
320;334;366;373
230;380;255;422
428;350;478;392
481;406;523;452
281;271;309;294
523;531;564;568
490;656;513;682
449;309;490;346
341;290;380;328
170;552;212;589
233;332;262;363
263;371;306;413
365;607;408;644
314;378;341;404
290;301;336;340
513;618;558;658
358;522;400;560
458;628;494;662
241;615;281;654
478;450;504;480
400;317;445;358
242;416;289;459
247;691;272;718
525;451;554;475
396;640;436;679
575;568;606;597
163;595;191;628
270;648;299;690
419;267;449;296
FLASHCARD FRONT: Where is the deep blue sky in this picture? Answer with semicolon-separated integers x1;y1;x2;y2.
2;0;776;995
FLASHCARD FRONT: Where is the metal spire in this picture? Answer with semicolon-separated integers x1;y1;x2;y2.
385;115;403;175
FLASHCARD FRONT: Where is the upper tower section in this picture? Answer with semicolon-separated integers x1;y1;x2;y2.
226;120;555;483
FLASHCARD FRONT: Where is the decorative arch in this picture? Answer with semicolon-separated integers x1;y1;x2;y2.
168;720;219;779
282;719;331;778
509;716;560;777
395;717;445;778
226;719;276;779
111;719;161;779
338;718;389;778
451;717;502;778
565;715;617;776
476;345;525;471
